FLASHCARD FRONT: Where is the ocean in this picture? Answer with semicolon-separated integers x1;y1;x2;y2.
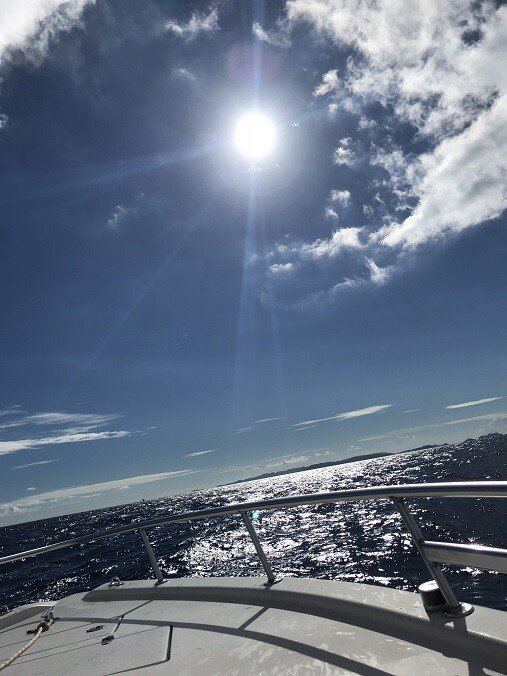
1;433;505;612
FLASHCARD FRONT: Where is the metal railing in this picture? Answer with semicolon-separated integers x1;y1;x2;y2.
1;481;506;614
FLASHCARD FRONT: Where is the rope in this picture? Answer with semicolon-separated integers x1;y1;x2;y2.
0;614;55;671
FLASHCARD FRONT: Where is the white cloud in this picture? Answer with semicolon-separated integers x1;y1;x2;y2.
0;405;22;417
286;1;507;253
107;205;130;232
333;137;359;167
218;448;330;474
294;404;392;428
233;426;254;435
165;6;219;41
254;417;285;424
325;207;339;219
369;144;420;213
259;2;507;308
300;227;363;259
314;69;340;97
184;448;217;458
360;411;507;441
26;487;36;491
0;469;197;519
171;67;197;82
260;229;392;309
366;258;391;285
266;455;309;469
358;116;376;130
330;189;351;205
219;449;332;476
0;0;93;64
0;113;8;130
12;459;59;469
269;262;294;275
24;411;120;426
0;408;133;458
379;96;507;247
0;410;122;432
252;22;290;48
0;429;132;456
446;397;502;410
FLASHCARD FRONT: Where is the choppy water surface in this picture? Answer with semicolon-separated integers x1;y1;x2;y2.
1;434;505;610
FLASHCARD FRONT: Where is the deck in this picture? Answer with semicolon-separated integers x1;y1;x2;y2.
0;577;506;674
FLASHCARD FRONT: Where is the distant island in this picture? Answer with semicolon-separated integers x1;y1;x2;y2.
227;445;440;485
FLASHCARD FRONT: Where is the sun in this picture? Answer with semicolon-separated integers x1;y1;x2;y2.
234;112;275;159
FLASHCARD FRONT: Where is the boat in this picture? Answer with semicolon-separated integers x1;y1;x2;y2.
0;481;506;674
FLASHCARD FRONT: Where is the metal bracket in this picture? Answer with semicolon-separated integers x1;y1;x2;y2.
240;511;277;584
138;529;164;583
391;498;468;613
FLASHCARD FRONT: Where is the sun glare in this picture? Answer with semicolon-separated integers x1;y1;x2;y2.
234;112;275;159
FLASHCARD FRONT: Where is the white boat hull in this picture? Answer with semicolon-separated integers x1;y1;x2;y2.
1;577;506;674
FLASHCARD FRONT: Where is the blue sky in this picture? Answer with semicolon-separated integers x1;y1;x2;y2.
0;0;505;524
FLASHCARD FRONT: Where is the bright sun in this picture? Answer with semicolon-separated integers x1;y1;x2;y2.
234;112;275;159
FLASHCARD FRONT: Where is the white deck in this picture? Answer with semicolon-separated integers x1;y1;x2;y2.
0;577;506;674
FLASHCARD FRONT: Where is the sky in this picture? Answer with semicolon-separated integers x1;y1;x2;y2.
0;0;505;525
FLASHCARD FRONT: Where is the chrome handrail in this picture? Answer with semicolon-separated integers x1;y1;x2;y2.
1;481;506;612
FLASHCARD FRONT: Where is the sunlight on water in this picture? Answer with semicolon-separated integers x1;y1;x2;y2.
0;435;505;610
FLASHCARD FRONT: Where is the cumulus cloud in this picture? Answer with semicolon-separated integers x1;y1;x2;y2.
269;262;294;275
257;1;507;308
300;227;363;259
288;0;507;250
259;224;394;308
333;137;360;167
330;189;351;205
314;69;340;97
165;6;219;41
379;96;507;247
358;116;376;130
446;397;502;410
366;258;391;284
294;404;392;428
0;0;93;64
261;254;393;310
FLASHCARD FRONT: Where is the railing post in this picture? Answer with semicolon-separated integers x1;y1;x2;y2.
137;528;164;583
392;498;461;610
240;511;276;584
